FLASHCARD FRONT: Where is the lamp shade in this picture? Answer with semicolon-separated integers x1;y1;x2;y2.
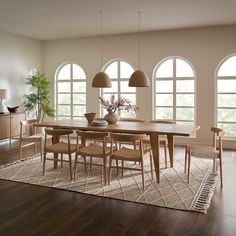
129;70;150;87
0;89;7;99
92;71;112;88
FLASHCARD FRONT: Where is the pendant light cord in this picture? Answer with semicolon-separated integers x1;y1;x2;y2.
138;10;141;70
100;10;103;70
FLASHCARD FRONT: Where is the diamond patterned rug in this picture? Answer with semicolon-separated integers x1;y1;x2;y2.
0;154;218;214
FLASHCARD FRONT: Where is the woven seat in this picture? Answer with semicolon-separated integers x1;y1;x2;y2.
75;130;110;184
185;127;224;186
43;128;77;180
109;132;153;190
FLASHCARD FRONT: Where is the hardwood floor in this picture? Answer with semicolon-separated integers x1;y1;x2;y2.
0;140;236;236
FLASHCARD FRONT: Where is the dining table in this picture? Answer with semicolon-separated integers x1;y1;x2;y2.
35;119;200;183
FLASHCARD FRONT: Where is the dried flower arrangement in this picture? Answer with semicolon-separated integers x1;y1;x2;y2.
98;94;138;113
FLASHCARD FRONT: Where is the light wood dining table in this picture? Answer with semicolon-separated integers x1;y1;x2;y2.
36;119;200;183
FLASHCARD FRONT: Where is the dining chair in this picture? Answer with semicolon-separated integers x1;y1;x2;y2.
19;119;43;160
43;128;77;180
108;132;153;190
185;127;224;187
144;119;174;168
74;130;110;184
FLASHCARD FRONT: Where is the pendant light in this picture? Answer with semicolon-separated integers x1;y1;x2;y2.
92;10;112;88
129;11;150;87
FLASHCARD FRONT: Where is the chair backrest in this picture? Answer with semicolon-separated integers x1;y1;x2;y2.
149;119;174;124
120;118;145;123
20;119;38;138
44;128;74;144
75;130;109;146
211;127;225;149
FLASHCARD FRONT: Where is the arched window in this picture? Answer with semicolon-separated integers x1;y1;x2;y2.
55;63;86;120
154;57;196;124
216;55;236;137
101;59;136;118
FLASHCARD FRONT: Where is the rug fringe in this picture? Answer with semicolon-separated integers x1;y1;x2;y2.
193;172;218;214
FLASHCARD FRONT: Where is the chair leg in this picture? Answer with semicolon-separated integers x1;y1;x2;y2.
108;157;112;185
213;157;216;174
116;159;119;176
164;141;167;168
219;156;223;187
43;152;46;175
141;160;145;190
187;151;191;184
121;160;124;176
83;156;87;171
34;142;37;155
19;144;22;160
61;154;63;168
104;156;107;185
69;154;73;180
74;154;78;180
149;152;153;180
39;140;43;162
184;145;188;173
90;156;92;171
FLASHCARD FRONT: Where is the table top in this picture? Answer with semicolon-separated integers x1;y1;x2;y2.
35;119;200;137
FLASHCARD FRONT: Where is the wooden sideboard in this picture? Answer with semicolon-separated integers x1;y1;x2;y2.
0;112;25;141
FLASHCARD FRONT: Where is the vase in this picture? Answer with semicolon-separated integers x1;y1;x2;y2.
104;111;120;124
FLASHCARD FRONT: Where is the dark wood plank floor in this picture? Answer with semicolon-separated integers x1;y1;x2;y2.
0;140;236;236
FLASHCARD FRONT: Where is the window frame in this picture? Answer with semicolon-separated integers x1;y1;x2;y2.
153;56;196;124
100;59;136;118
55;62;87;120
215;54;236;138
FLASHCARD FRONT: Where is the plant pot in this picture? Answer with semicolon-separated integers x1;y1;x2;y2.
104;111;120;124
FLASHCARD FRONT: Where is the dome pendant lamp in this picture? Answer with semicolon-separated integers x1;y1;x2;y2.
92;10;112;88
129;11;150;87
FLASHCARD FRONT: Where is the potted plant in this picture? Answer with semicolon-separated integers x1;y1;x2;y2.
23;71;55;122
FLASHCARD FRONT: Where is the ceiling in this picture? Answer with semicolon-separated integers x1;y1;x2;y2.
0;0;236;41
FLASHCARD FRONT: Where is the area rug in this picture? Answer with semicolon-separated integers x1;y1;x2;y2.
0;154;218;214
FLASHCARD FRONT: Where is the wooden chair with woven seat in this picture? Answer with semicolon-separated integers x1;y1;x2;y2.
144;119;174;168
108;132;153;190
185;127;224;187
19;119;43;160
43;128;77;180
74;130;110;184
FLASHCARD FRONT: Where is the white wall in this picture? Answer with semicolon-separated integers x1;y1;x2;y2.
43;25;236;147
0;31;43;112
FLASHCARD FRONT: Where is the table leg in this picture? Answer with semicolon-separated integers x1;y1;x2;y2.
52;128;60;169
167;134;174;167
149;133;160;183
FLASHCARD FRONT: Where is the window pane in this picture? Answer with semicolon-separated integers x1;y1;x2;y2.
58;94;70;104
120;81;135;93
218;94;236;107
217;123;236;137
176;59;194;77
58;64;71;80
176;94;194;106
156;81;173;92
120;61;134;78
73;94;86;104
58;82;70;92
73;64;86;79
156;107;173;119
73;82;86;93
73;105;86;116
218;56;236;76
156;59;173;78
176;80;194;92
105;62;118;79
218;109;236;122
217;80;236;93
120;93;136;104
102;93;118;102
176;121;194;125
58;105;71;116
176;108;194;121
103;81;118;93
120;110;136;118
156;94;173;106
